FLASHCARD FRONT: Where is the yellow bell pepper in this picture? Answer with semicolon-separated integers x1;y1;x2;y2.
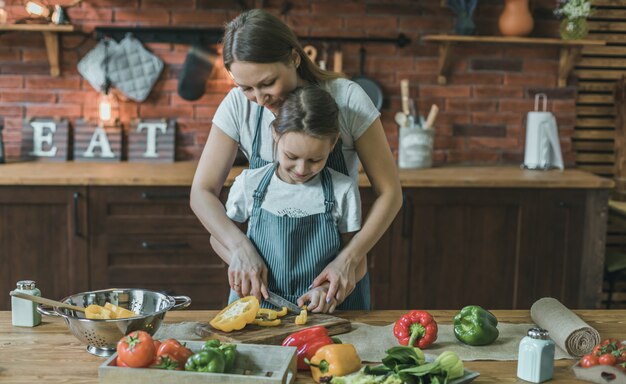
295;307;308;325
307;344;362;383
276;307;288;317
210;296;260;332
253;318;281;326
258;308;278;320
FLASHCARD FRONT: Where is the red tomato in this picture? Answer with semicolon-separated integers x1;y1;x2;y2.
155;338;193;369
580;354;599;368
154;339;162;351
598;353;617;366
116;331;156;368
618;349;626;364
115;357;129;367
591;344;603;356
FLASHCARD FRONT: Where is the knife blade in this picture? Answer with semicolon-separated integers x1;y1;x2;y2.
266;291;301;315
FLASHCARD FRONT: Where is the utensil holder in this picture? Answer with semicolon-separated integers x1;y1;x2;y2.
399;124;434;169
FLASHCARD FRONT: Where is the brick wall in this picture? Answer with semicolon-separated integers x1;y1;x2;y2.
0;0;574;165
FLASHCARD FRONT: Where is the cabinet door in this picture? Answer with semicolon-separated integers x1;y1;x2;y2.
0;187;89;309
516;189;586;308
404;188;529;310
361;188;407;309
89;187;230;309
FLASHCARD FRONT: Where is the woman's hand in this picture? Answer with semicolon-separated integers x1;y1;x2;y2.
228;239;269;302
297;283;337;313
311;252;360;306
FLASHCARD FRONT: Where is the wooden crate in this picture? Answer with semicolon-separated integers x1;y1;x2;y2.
99;341;296;384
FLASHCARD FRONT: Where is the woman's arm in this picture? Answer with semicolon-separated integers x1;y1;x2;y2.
190;125;269;301
313;118;402;303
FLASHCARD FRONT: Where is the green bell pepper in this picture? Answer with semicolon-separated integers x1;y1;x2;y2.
453;305;499;346
201;339;237;372
184;349;225;373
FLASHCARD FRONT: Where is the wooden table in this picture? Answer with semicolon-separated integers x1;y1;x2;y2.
1;310;625;383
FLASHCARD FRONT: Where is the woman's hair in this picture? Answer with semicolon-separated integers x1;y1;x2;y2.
272;85;339;142
222;9;342;84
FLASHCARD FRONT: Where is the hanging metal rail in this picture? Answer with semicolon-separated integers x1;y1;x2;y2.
94;26;411;47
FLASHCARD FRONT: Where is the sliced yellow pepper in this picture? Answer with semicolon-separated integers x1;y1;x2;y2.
276;306;288;317
210;296;260;332
257;308;278;320
253;318;281;327
295;306;308;325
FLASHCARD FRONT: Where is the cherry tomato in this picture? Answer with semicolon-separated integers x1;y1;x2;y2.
580;354;599;368
592;344;603;356
601;338;621;353
116;330;156;368
617;349;626;364
155;338;193;369
598;353;617;366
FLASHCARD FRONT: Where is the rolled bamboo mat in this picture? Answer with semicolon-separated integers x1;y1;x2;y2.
530;297;600;357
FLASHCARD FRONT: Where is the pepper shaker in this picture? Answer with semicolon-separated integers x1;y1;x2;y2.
517;327;555;383
11;280;42;327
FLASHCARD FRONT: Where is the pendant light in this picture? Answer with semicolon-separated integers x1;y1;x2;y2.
98;38;117;123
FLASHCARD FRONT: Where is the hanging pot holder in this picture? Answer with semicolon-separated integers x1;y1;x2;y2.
77;38;121;92
106;33;164;102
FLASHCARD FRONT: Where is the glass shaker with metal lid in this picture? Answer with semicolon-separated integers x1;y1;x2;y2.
517;327;555;383
11;280;42;327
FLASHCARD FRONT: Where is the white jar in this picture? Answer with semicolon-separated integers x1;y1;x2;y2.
11;280;42;327
517;327;555;383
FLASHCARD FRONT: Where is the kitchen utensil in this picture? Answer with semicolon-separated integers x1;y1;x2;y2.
36;288;191;357
400;78;410;116
266;291;302;315
10;290;85;313
303;45;317;63
319;42;328;70
424;104;439;129
523;93;563;170
352;47;383;110
197;311;351;346
178;45;217;101
333;48;343;74
99;341;297;384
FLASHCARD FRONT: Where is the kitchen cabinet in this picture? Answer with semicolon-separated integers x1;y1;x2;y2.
89;186;230;309
0;163;612;310
0;186;89;309
401;187;606;310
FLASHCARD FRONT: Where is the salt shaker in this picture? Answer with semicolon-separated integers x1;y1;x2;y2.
11;280;42;327
517;327;555;383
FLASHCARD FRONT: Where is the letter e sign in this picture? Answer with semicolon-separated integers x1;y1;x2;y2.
128;119;176;162
21;118;69;161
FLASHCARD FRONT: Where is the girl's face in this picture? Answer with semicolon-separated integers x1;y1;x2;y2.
229;54;304;115
274;131;336;184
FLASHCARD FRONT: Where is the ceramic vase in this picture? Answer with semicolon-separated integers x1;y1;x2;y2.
498;0;534;37
560;18;589;40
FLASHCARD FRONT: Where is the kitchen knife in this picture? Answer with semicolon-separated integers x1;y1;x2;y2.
266;291;301;315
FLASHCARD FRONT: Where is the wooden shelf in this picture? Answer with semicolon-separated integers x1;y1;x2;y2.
0;24;75;77
422;34;606;87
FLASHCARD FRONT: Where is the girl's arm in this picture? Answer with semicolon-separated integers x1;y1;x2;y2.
190;126;269;301
313;118;402;304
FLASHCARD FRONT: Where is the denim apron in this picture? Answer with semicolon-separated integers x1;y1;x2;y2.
228;163;370;310
248;106;349;175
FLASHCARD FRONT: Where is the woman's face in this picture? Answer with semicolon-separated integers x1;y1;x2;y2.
274;132;335;184
229;58;303;115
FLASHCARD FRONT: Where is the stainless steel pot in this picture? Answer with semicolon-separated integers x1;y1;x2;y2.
37;288;191;357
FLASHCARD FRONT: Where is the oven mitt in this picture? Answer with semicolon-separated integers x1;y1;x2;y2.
178;45;217;101
77;38;121;92
106;33;164;102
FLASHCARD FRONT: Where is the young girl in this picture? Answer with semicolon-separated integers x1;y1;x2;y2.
190;9;401;307
224;86;369;312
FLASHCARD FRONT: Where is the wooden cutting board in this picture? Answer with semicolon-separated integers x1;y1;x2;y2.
196;312;352;345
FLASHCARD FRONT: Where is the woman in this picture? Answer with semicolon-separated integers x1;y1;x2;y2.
190;9;402;307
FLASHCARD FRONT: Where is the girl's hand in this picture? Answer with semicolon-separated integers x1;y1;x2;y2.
228;239;269;302
297;283;337;314
311;253;360;306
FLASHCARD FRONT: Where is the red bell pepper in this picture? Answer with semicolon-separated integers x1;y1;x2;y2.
282;326;336;370
393;310;438;349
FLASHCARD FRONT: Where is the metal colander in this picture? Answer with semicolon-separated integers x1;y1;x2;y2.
37;288;191;357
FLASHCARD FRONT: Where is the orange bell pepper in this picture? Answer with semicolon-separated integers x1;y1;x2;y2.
209;296;259;332
306;344;361;383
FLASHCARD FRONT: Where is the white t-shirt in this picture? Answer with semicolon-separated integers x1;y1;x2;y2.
226;163;361;234
212;78;380;183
